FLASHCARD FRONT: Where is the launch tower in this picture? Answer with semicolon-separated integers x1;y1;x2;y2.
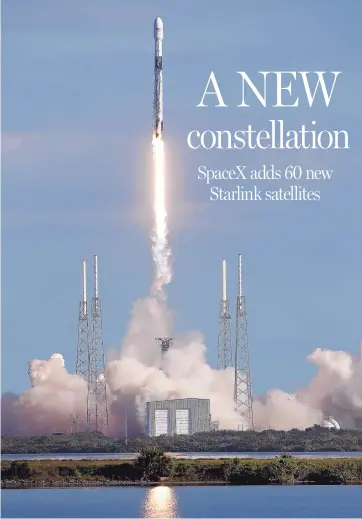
76;261;89;380
87;255;109;432
217;260;233;369
156;337;174;356
75;256;108;433
74;260;89;432
234;254;254;429
28;361;34;387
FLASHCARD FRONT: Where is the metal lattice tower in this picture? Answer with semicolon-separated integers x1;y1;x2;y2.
74;260;89;432
234;254;254;429
217;259;233;369
28;360;35;387
76;260;89;378
88;255;109;432
155;337;174;357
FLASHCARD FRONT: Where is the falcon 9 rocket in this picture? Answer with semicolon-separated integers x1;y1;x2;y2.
153;17;164;139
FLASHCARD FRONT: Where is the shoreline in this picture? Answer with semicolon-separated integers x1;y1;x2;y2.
3;480;362;489
3;452;362;462
2;481;224;489
2;457;362;488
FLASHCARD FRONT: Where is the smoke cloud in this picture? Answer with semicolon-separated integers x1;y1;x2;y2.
2;354;87;436
2;293;362;436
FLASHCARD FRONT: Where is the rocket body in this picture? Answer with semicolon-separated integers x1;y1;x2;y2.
154;17;164;139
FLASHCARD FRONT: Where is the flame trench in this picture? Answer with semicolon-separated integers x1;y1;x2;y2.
151;136;171;297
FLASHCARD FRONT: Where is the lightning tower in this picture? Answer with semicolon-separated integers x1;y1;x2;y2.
88;255;109;432
234;254;254;429
74;260;89;432
76;260;89;379
217;260;233;369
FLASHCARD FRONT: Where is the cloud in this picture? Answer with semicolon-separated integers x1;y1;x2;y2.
1;133;40;155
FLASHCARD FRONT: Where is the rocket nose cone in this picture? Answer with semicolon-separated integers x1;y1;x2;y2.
154;16;164;40
154;16;163;30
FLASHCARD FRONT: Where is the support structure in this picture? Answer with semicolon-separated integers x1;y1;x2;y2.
76;260;89;379
217;259;233;369
74;260;89;432
155;337;174;356
234;254;254;429
28;361;35;387
88;255;109;432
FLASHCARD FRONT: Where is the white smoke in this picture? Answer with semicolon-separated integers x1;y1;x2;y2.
253;347;362;430
3;294;362;436
3;354;87;436
105;296;239;432
106;299;362;433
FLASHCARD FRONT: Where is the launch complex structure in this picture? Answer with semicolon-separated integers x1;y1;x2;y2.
218;255;254;430
74;255;108;433
153;254;254;431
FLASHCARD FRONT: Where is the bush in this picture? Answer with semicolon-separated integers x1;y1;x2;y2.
306;460;360;484
58;466;79;477
97;463;140;481
265;456;298;484
171;462;198;481
223;459;262;484
5;461;31;479
135;447;172;482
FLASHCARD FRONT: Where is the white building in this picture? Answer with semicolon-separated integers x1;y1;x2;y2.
320;416;341;430
145;398;211;437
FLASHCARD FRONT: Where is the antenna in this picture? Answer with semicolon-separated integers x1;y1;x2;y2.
234;254;254;429
217;259;233;369
222;259;227;301
94;254;99;299
82;260;87;315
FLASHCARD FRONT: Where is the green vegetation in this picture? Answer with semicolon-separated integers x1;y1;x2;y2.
2;453;362;488
2;426;362;454
135;446;172;481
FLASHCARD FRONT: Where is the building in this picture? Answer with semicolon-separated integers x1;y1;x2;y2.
145;398;211;437
320;416;341;430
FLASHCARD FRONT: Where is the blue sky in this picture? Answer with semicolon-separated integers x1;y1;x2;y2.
2;0;361;396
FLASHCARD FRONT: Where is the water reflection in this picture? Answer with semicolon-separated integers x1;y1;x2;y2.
142;486;179;518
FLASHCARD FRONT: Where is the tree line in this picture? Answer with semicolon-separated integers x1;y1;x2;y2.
2;449;362;487
2;426;362;454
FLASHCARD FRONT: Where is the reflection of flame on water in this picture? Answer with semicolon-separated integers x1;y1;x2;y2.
142;486;179;518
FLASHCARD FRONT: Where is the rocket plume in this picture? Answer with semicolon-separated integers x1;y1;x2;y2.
151;136;171;297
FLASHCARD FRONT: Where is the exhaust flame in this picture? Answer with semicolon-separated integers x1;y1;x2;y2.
151;135;171;297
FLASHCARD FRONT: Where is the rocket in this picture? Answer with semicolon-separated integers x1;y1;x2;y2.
153;16;164;139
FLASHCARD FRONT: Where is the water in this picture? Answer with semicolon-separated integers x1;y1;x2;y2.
2;451;362;461
2;485;362;518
